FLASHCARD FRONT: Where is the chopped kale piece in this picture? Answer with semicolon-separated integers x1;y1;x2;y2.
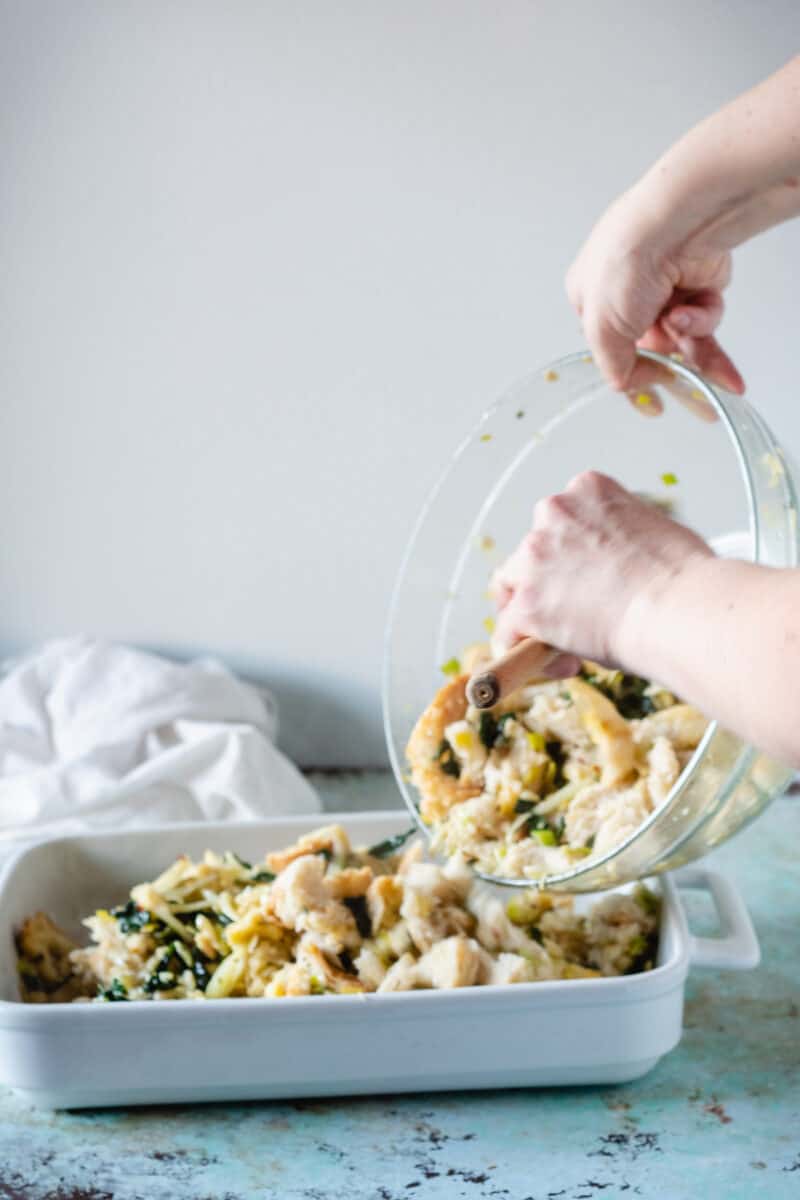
545;738;567;787
525;814;550;834
615;682;656;720
634;883;661;917
367;828;416;859
143;942;191;993
478;711;498;749
110;899;151;934
143;970;177;994
435;739;461;778
176;909;230;930
250;870;276;883
478;710;516;749
580;670;657;720
343;895;372;939
98;978;129;1002
624;930;659;975
192;952;211;991
151;919;176;943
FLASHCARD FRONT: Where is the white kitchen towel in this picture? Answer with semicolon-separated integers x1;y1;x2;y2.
0;637;320;860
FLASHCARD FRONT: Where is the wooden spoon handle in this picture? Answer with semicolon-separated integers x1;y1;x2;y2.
466;638;560;709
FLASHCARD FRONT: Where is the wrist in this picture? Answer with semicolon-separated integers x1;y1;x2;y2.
611;551;718;677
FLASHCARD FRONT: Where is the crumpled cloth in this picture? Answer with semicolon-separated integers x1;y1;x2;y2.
0;637;319;861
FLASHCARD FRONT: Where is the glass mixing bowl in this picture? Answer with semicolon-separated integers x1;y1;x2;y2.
383;349;799;892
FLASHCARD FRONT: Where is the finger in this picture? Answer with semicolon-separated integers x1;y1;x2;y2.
662;289;725;340
541;651;583;680
673;333;746;395
637;324;676;355
492;606;582;678
625;387;664;418
624;355;680;395
564;470;624;500
490;579;514;611
489;534;535;607
491;604;528;656
583;309;639;392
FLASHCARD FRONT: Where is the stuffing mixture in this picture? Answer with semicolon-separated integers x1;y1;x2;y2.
16;824;659;1003
407;658;708;880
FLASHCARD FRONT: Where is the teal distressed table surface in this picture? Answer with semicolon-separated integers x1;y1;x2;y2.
1;773;799;1200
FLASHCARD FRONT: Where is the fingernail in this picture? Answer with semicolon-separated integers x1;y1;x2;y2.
670;312;691;331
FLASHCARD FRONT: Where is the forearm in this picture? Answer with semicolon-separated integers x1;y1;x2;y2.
619;558;800;766
635;55;800;251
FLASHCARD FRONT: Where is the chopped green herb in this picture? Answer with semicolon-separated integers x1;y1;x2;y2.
624;929;658;974
440;657;461;677
585;833;596;851
188;908;234;928
661;472;678;486
529;926;544;945
514;797;536;815
343;895;372;939
435;739;461;778
192;952;212;991
367;828;416;859
526;814;551;836
151;918;177;944
531;827;557;846
143;969;176;994
616;692;656;720
233;853;252;870
479;710;516;749
545;738;567;788
633;883;661;917
581;670;657;720
98;978;129;1002
478;711;498;749
110;900;151;935
309;976;326;995
250;869;276;884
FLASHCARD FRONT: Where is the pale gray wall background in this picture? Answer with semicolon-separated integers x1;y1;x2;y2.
1;1;798;765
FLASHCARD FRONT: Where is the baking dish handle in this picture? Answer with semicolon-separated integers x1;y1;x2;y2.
674;866;760;970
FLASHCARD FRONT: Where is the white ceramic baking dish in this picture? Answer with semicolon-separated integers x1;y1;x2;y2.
0;811;759;1109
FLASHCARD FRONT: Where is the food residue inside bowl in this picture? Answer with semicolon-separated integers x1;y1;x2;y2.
406;657;707;881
